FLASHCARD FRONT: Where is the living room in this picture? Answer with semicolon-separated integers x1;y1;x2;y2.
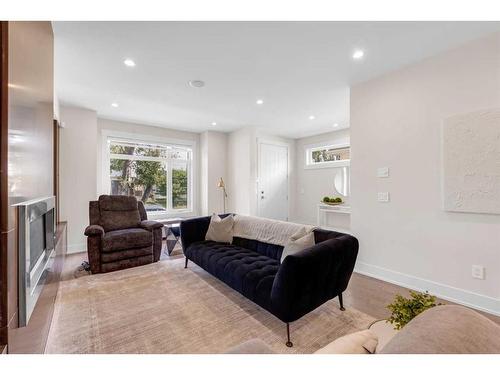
1;0;500;372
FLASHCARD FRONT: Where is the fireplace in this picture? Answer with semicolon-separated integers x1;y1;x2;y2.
16;196;56;326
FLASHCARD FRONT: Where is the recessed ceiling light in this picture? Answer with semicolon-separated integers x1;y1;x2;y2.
256;99;264;105
211;122;217;126
189;80;205;88
333;123;339;128
111;102;119;108
309;115;315;120
123;58;136;67
352;50;364;60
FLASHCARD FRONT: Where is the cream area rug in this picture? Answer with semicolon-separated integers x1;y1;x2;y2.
46;257;375;354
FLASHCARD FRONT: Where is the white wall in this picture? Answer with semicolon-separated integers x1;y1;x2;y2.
200;131;227;215
351;32;500;315
59;106;98;253
292;129;350;225
226;127;253;215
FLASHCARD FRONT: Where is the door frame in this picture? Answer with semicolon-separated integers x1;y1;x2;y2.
256;138;290;221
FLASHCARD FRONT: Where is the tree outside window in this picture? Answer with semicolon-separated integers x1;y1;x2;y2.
108;140;191;213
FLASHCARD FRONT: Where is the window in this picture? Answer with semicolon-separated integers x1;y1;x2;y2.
305;143;350;169
107;138;192;215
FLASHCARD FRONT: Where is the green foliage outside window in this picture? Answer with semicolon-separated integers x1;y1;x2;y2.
109;143;188;210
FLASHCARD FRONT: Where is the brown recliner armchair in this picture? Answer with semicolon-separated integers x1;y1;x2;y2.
84;195;164;274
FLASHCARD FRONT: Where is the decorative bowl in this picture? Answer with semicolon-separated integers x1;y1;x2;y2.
321;201;343;206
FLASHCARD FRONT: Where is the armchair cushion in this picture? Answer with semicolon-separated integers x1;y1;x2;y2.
98;195;141;232
84;224;104;237
140;220;164;231
102;228;152;252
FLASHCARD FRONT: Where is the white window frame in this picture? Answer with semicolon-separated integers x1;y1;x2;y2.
304;141;350;169
101;130;196;219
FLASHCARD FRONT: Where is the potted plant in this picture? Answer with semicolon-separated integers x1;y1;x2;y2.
386;291;442;330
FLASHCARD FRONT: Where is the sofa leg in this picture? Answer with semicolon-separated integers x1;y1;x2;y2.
184;258;188;269
285;323;293;347
339;293;346;311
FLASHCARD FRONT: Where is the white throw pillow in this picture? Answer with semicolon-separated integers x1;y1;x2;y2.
280;231;315;263
205;214;234;244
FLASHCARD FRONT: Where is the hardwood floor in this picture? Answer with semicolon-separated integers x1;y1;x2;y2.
346;272;500;324
61;244;500;326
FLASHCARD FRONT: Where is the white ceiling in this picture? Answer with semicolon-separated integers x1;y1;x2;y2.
53;21;500;139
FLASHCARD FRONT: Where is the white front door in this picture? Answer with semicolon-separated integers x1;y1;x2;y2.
258;142;288;221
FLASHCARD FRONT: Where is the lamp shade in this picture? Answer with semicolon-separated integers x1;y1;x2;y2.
217;177;225;188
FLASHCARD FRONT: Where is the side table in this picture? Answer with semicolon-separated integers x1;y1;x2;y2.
157;217;190;256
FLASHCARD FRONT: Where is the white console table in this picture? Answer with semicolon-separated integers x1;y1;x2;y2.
317;203;351;233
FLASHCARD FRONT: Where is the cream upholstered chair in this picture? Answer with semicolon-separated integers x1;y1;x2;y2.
227;305;500;354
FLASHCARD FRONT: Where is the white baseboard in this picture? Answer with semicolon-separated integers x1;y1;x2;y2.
354;261;500;317
67;243;86;254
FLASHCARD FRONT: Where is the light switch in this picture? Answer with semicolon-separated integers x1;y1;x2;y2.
472;265;485;280
378;192;390;202
377;167;389;178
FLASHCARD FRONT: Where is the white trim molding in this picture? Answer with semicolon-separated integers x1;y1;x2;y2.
355;261;500;317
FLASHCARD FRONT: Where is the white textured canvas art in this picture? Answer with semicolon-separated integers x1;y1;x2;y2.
442;109;500;214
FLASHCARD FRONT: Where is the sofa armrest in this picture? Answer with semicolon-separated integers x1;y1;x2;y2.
180;216;212;252
270;234;358;322
84;224;105;237
140;220;164;231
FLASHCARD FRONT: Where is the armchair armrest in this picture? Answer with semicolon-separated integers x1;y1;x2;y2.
84;224;105;237
270;234;358;322
140;220;164;231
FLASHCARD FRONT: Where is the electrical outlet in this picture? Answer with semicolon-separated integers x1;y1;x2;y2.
472;265;485;280
377;192;390;202
377;167;389;178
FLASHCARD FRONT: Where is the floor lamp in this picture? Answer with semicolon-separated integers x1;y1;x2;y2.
217;177;228;214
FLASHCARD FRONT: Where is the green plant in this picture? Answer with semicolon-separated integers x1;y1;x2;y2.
387;291;442;330
322;196;331;203
334;197;342;203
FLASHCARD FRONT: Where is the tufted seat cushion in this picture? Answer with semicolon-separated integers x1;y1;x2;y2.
185;240;280;311
102;228;152;252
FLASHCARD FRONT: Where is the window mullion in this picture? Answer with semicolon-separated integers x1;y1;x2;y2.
167;161;173;213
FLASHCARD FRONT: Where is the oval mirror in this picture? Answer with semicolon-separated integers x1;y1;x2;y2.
334;166;350;197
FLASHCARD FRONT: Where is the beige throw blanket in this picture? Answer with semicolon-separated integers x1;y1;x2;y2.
233;215;315;246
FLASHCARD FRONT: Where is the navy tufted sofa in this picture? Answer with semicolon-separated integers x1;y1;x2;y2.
180;214;359;347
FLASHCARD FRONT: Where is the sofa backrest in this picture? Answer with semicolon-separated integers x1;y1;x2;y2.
180;214;351;262
313;228;351;243
89;195;147;232
233;215;315;247
232;236;284;261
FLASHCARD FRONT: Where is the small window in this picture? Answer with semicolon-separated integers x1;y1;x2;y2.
305;143;350;168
